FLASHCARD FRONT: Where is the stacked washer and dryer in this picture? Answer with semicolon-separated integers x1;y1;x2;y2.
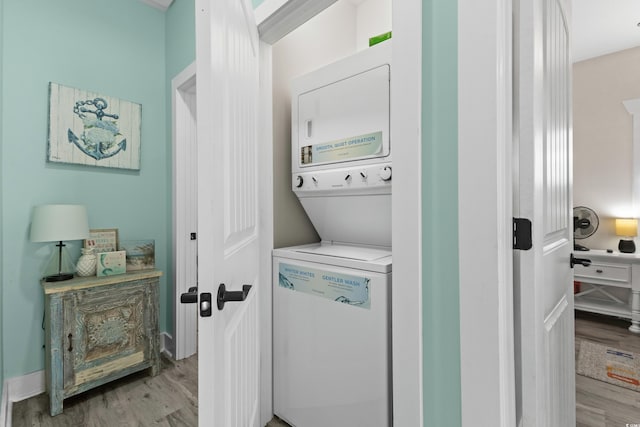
273;41;392;427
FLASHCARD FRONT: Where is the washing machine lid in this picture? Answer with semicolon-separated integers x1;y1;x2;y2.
294;242;390;261
273;242;392;273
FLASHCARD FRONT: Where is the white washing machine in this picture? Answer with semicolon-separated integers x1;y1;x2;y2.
273;41;392;427
273;243;391;427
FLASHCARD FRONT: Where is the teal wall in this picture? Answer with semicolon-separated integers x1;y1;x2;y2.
0;0;175;379
166;0;196;80
252;0;266;9
422;1;460;426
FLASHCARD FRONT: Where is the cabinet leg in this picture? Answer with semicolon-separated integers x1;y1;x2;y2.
630;290;640;334
49;392;63;416
48;296;65;416
150;361;160;377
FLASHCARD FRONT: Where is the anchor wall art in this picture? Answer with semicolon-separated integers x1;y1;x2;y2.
47;83;141;170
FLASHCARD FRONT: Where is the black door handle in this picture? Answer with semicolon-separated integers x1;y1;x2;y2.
217;283;252;310
180;287;212;317
570;253;591;268
180;286;198;303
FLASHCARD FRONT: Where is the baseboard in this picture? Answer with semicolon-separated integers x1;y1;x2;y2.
161;332;175;359
1;380;9;427
1;370;45;427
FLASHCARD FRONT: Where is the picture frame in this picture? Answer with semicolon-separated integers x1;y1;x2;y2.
119;239;155;271
47;82;142;170
84;228;119;253
96;250;126;277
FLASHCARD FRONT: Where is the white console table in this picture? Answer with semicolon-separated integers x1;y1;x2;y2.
574;249;640;333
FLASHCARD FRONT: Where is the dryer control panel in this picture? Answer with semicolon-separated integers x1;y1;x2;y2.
293;162;391;195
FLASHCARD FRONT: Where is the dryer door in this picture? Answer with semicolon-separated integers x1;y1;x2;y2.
296;64;390;169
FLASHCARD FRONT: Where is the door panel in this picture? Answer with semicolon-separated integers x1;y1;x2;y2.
225;287;259;425
515;0;575;425
223;14;258;250
196;0;261;426
544;296;573;427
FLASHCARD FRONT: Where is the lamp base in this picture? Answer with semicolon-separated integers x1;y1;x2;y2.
42;242;76;282
44;273;74;282
618;239;636;253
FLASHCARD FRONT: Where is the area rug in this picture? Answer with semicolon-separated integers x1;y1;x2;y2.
576;339;640;392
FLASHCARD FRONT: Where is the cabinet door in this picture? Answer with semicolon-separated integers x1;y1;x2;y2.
63;282;150;391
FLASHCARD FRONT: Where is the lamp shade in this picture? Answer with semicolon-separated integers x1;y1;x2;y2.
30;204;90;242
615;218;638;237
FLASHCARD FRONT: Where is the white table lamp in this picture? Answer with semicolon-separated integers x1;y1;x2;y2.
30;204;90;282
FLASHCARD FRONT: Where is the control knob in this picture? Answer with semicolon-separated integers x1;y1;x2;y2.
379;166;392;181
295;175;303;188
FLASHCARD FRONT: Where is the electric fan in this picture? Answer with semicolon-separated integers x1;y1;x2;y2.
573;206;599;251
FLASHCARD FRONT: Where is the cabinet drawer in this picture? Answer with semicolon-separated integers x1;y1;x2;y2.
574;263;630;285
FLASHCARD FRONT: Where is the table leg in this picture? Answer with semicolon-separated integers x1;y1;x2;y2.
629;289;640;333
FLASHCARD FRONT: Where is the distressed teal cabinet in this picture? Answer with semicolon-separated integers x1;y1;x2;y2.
43;270;162;416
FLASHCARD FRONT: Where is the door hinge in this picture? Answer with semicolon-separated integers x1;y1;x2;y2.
513;218;532;250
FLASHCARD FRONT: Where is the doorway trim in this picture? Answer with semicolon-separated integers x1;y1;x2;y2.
390;0;423;425
254;0;424;424
459;0;515;425
622;98;640;214
172;61;198;361
258;40;275;424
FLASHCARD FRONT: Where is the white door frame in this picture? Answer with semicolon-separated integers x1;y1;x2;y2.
254;0;424;425
172;61;198;361
458;0;516;426
257;40;275;424
184;0;516;424
389;0;423;425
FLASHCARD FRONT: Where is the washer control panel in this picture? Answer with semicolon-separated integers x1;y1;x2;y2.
292;163;392;193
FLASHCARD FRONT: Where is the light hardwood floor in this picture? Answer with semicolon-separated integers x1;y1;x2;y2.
575;311;640;427
12;355;198;427
11;353;289;427
11;314;638;426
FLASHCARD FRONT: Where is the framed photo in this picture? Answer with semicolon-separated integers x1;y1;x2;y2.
85;228;119;253
120;240;155;271
47;82;141;170
96;250;126;277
